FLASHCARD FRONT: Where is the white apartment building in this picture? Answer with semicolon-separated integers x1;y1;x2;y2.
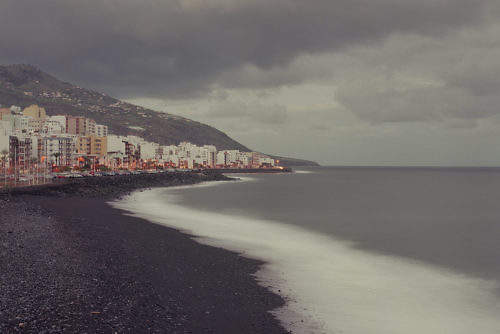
107;135;128;153
107;135;144;154
47;116;67;132
10;114;32;134
259;157;275;166
138;141;159;160
202;145;217;167
237;151;252;166
37;135;77;166
41;119;65;134
95;124;108;137
158;145;178;165
28;119;65;135
0;120;11;152
216;150;240;166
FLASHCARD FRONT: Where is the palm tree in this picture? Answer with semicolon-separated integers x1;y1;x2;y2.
114;157;121;170
9;151;16;186
52;152;61;169
30;157;38;184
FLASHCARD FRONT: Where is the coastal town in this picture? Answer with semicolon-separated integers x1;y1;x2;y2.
0;104;280;185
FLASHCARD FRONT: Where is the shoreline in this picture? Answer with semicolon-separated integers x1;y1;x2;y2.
0;172;289;333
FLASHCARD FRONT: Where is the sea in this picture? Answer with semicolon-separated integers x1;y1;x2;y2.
112;167;500;333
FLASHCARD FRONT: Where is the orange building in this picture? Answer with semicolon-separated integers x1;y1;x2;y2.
22;105;47;120
0;108;11;120
76;135;107;157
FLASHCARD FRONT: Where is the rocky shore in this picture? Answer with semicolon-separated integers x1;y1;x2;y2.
0;172;288;333
0;171;231;199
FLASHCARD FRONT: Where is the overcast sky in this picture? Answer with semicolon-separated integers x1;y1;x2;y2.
1;0;500;165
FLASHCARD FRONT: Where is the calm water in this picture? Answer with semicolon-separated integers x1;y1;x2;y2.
115;167;500;333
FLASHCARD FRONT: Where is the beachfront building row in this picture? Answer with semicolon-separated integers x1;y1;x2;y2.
106;136;276;169
0;104;278;172
0;105;109;170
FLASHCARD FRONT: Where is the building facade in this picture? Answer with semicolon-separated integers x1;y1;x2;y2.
38;135;76;166
22;105;47;120
66;116;96;135
95;124;108;137
77;135;107;157
9;135;33;170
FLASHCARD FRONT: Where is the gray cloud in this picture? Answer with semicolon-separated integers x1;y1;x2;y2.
209;101;288;125
3;0;500;165
334;25;500;124
0;0;492;99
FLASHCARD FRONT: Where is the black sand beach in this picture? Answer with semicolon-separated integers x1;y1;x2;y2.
0;173;288;333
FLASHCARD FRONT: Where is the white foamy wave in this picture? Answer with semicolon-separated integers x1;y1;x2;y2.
294;170;314;174
112;187;500;334
227;175;258;183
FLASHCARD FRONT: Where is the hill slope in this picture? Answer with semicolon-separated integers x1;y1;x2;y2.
0;64;249;150
0;64;318;166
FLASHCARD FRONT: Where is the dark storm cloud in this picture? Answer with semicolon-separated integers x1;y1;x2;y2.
0;0;491;98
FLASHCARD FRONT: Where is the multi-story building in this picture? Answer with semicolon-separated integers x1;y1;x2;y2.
237;151;252;167
259;156;276;167
11;115;33;134
66;116;96;135
123;140;140;166
47;116;67;133
0;107;11;120
9;135;33;170
95;124;108;137
38;135;76;166
22;105;47;120
41;119;65;134
0;120;11;152
216;150;240;167
77;135;107;157
27;118;64;135
138;141;158;160
249;152;275;167
107;135;126;153
202;145;217;168
158;144;179;166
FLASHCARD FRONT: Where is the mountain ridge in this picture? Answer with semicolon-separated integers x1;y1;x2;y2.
0;64;319;166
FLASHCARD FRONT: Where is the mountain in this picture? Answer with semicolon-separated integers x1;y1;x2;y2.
0;64;319;166
268;155;320;167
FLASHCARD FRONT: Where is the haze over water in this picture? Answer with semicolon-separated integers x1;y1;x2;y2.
115;167;500;333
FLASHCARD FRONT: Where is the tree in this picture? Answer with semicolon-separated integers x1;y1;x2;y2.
30;157;38;184
9;151;16;186
52;152;62;167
